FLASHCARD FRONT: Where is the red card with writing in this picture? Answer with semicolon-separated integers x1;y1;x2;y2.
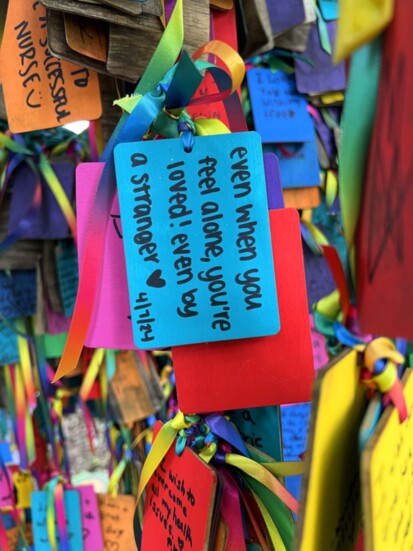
357;0;413;339
173;208;314;413
142;431;219;551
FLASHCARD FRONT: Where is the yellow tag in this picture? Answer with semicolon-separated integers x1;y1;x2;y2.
12;470;34;509
361;368;413;551
295;350;368;551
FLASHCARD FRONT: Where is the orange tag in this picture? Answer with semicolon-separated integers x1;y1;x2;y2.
97;494;138;551
64;14;108;63
210;0;233;10
0;0;101;132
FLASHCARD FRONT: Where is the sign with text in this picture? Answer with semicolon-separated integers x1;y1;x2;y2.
115;132;279;349
362;369;413;551
247;68;314;143
31;490;84;551
142;440;219;551
77;485;104;551
0;0;101;132
97;494;137;551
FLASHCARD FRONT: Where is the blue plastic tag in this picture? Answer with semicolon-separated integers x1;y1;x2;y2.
263;135;321;189
247;68;314;143
31;490;84;551
115;132;280;349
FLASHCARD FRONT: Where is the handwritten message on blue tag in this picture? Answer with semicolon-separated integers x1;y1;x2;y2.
31;490;84;551
228;406;282;460
115;132;280;349
247;68;314;143
263;135;321;189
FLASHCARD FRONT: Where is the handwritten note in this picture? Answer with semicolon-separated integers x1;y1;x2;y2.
97;494;137;551
0;0;101;132
76;485;104;551
294;350;367;551
142;444;218;551
281;402;311;502
109;351;154;423
31;490;84;551
55;240;78;317
228;406;282;460
247;68;314;143
361;369;413;551
115;132;280;349
0;270;36;318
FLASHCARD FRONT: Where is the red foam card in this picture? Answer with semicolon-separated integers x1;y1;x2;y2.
142;431;219;551
173;208;314;413
357;0;413;339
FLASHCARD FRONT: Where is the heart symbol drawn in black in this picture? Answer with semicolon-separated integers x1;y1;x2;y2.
146;269;166;288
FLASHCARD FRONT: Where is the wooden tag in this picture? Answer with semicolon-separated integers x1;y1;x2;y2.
64;13;108;62
109;351;155;423
183;0;210;55
101;0;163;16
361;369;413;551
107;15;163;82
210;0;233;10
97;494;138;551
293;350;368;551
39;0;144;29
0;0;101;133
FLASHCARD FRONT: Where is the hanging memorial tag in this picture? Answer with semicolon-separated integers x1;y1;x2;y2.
172;208;313;412
247;68;314;143
361;369;413;551
31;490;84;551
141;434;221;551
97;494;137;551
115;132;280;349
0;0;101;133
77;485;104;551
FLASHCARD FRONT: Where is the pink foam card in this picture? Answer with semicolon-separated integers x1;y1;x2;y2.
77;485;104;551
76;163;135;349
0;467;14;508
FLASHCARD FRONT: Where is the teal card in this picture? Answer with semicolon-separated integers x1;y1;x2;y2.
247;68;314;143
31;490;84;551
228;406;283;460
115;132;280;349
319;0;338;21
0;320;19;365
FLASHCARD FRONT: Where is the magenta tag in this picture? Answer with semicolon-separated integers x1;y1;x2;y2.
77;485;104;551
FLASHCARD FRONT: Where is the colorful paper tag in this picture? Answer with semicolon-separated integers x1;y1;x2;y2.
361;369;413;551
31;490;84;551
266;0;305;36
97;494;137;551
0;0;101;133
76;485;104;551
0;442;13;464
294;350;367;551
115;132;280;349
12;470;34;509
76;163;134;349
263;152;284;210
142;440;219;551
310;315;329;370
264;137;321;189
247;68;314;143
173;208;314;412
319;0;338;21
0;466;14;508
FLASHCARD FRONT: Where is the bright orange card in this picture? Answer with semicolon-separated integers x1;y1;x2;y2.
0;0;101;132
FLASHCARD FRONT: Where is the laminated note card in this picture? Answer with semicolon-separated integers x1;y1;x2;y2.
361;368;413;551
115;132;280;349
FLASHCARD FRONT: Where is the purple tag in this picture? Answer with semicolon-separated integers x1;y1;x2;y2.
264;153;284;210
266;0;305;36
294;21;346;95
8;162;75;240
303;244;335;310
314;116;336;161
